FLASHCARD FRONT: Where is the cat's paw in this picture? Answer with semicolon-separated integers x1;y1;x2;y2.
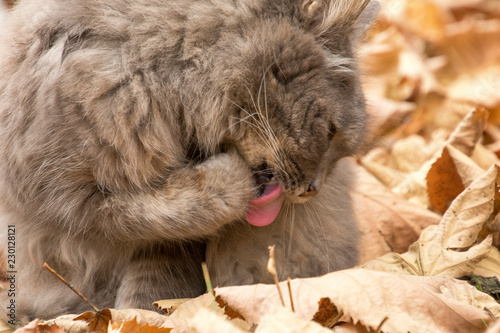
195;151;255;218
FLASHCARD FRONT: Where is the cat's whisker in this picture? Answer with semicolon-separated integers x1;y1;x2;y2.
285;203;296;260
303;199;331;272
228;114;260;131
226;98;259;123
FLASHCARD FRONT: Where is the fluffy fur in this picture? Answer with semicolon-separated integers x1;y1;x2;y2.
0;0;378;325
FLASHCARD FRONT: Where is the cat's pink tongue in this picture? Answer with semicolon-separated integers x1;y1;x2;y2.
245;183;284;227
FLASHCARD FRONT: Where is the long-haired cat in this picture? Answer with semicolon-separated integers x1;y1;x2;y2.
0;0;379;325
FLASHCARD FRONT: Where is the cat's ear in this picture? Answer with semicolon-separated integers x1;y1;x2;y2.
303;0;380;40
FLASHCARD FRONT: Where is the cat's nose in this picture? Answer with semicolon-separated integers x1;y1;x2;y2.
299;183;318;198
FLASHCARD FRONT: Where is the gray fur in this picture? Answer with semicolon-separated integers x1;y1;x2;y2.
0;0;377;325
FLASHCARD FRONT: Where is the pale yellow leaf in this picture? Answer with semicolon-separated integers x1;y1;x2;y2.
186;309;247;333
391;135;438;172
358;159;405;189
447;144;488;187
38;315;89;333
439;278;500;318
350;162;441;263
447;106;490;157
472;144;500;171
256;306;331;333
474;247;500;281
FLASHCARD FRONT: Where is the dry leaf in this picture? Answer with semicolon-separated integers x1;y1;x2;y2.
109;309;168;328
109;318;171;333
312;298;342;328
11;320;65;333
73;309;112;333
350;160;441;263
448;106;490;156
475;246;500;281
185;309;247;333
153;299;190;315
256;306;332;333
427;146;466;214
38;314;89;333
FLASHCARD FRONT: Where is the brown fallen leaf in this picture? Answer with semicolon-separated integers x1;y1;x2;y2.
312;298;343;328
73;309;111;333
215;295;246;321
427;146;466;214
109;318;172;333
153;299;190;315
109;309;168;328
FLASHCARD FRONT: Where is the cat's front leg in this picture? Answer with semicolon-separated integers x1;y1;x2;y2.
115;241;205;310
99;151;255;241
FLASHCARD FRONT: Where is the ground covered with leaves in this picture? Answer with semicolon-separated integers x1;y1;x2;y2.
7;0;500;332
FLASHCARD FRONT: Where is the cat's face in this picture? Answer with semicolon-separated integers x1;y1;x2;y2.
223;16;368;203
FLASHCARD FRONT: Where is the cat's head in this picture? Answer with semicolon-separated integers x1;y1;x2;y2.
221;0;379;202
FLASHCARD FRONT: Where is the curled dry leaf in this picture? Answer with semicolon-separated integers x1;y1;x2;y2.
364;164;499;278
73;309;111;333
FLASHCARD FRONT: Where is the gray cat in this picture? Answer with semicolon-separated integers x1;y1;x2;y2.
0;0;378;325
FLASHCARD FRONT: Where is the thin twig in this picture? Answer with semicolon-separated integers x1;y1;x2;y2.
43;263;99;312
267;245;285;307
286;276;295;313
201;262;217;313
